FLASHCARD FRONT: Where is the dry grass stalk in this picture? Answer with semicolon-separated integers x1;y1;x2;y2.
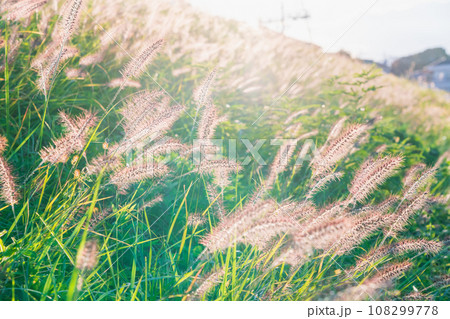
39;111;98;164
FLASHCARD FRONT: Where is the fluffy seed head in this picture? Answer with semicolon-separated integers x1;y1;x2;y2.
121;39;164;80
76;239;98;271
194;68;216;108
0;154;19;206
349;155;403;203
313;123;367;177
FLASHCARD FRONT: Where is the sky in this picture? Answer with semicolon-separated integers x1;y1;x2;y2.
187;0;450;63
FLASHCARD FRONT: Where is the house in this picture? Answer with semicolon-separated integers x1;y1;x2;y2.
426;59;450;91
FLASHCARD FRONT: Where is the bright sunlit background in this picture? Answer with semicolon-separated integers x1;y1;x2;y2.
188;0;450;63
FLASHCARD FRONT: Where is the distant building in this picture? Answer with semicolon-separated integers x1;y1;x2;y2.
410;58;450;92
426;59;450;91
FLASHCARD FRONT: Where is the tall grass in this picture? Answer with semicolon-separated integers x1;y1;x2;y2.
0;0;448;301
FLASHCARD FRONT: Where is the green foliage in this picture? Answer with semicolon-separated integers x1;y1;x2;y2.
0;13;448;301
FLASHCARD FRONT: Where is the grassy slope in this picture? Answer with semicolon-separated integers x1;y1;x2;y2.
0;1;448;300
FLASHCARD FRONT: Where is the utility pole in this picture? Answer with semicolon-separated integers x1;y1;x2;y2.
259;0;310;36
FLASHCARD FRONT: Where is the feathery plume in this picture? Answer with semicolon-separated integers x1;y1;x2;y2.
113;91;184;155
0;136;7;153
76;239;98;271
350;196;398;216
336;261;411;301
312;124;367;177
65;67;86;79
272;200;316;219
326;117;347;143
200;200;277;252
350;239;442;275
0;136;19;206
402;167;436;201
58;0;84;44
36;45;79;93
403;291;431;301
139;195;163;211
197;103;223;140
120;39;164;80
79;26;118;66
199;160;240;188
385;192;429;238
306;172;343;200
349;155;403;203
110;163;169;193
187;213;207;227
334;213;386;255
40;111;97;164
301;200;350;232
79;53;104;66
265;140;298;189
188;268;225;300
4;0;48;21
206;183;225;218
85;154;122;175
107;78;142;88
194;68;216;108
273;217;355;267
90;209;113;229
403;164;426;188
238;215;297;249
142;138;188;159
433;274;450;288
